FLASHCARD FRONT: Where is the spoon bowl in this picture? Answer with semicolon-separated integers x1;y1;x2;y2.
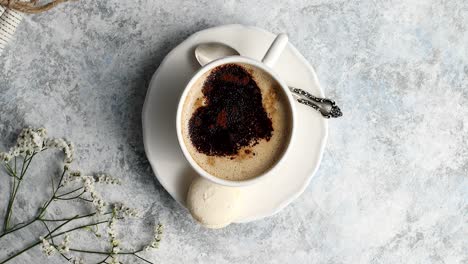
195;43;240;66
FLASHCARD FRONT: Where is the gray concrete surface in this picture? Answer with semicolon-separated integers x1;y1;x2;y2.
0;0;467;263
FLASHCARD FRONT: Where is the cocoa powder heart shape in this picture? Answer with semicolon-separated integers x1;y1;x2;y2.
189;64;273;156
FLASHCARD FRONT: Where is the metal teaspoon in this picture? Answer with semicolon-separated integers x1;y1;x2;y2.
194;42;342;118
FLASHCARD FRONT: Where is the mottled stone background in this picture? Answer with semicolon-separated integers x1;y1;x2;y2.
0;0;467;263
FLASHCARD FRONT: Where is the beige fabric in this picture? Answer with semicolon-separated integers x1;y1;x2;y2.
0;7;22;54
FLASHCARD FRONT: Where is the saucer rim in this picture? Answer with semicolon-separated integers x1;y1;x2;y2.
142;24;328;223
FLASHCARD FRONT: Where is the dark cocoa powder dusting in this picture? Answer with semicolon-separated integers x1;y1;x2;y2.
188;64;273;156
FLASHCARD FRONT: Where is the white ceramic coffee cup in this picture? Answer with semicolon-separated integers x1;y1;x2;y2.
176;34;296;187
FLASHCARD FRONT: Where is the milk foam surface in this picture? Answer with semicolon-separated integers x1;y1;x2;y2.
182;63;292;181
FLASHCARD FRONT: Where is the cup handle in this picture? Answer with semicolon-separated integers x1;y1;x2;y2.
261;33;288;68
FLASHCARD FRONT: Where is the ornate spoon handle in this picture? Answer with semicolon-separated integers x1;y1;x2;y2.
289;87;342;119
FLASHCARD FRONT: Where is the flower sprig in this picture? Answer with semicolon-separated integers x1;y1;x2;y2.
0;128;162;264
144;224;163;252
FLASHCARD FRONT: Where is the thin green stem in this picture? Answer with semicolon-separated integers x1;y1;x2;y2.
9;221;26;230
133;253;153;264
18;153;29;179
0;210;109;239
0;218;37;239
56;167;67;188
3;163;18;179
69;248;112;255
49;220;110;239
3;177;16;231
3;177;19;231
44;215;79;239
56;247;72;262
39;168;67;218
97;255;110;264
20;153;35;178
40;220;55;244
0;219;110;263
69;248;137;255
50;174;55;191
4;217;108;261
78;197;93;203
2;155;60;233
40;221;71;262
3;153;36;231
56;187;83;198
68;249;153;264
3;177;15;231
1;173;97;239
0;240;41;264
41;211;111;222
54;191;85;201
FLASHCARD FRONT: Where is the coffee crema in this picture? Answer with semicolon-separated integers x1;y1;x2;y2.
181;63;292;181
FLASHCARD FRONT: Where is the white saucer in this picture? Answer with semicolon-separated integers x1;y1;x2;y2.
142;24;328;223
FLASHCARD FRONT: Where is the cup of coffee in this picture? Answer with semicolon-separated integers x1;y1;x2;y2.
176;34;296;187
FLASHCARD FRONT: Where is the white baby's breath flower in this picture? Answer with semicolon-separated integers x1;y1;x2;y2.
69;170;81;177
90;190;106;213
11;128;48;157
65;142;75;163
11;148;20;157
63;170;83;185
45;138;74;163
107;216;120;248
45;138;66;149
83;215;103;238
145;223;163;251
57;233;70;253
96;174;121;185
32;132;43;148
109;255;120;264
0;152;12;162
82;176;95;192
113;203;139;218
69;257;84;264
112;246;121;254
40;237;56;256
107;213;125;257
37;127;47;137
71;174;107;213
